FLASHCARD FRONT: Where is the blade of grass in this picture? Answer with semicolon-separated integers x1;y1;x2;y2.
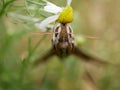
0;0;15;16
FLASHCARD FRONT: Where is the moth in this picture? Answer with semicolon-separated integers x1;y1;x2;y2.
34;23;115;86
35;23;109;65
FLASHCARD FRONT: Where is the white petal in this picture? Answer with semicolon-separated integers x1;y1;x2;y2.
44;1;62;14
35;15;59;31
9;13;39;22
67;0;72;6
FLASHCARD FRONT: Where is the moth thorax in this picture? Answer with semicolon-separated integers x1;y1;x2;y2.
52;23;74;45
52;23;75;57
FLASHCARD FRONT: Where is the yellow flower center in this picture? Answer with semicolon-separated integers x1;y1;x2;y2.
57;6;73;24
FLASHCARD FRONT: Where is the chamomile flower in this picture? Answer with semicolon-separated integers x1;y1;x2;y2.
35;0;73;31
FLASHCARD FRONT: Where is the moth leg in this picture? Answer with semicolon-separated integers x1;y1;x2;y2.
73;47;111;66
83;68;99;90
84;68;96;86
34;48;55;65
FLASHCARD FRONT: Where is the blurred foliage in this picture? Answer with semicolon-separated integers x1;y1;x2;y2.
0;0;120;90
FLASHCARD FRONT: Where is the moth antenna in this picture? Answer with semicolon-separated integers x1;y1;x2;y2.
81;35;99;40
75;34;100;40
31;32;53;35
31;32;99;40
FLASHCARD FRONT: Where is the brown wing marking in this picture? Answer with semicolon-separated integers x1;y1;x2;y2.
73;47;111;66
34;48;55;65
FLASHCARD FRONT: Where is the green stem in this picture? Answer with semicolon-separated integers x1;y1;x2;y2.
26;0;46;6
0;0;15;16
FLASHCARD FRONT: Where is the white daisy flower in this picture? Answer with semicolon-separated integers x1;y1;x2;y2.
35;0;73;31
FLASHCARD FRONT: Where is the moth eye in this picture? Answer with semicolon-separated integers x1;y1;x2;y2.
55;33;58;37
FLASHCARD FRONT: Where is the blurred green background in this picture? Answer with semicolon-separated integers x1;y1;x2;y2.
0;0;120;90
